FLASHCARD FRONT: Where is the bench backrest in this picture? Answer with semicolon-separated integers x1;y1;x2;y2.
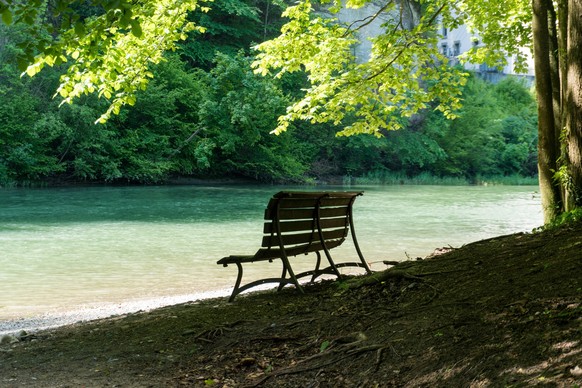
254;191;363;260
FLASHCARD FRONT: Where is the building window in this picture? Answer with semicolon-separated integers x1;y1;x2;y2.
442;27;448;38
453;41;461;56
441;43;448;56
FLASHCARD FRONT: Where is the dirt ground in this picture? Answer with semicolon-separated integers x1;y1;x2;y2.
1;221;581;387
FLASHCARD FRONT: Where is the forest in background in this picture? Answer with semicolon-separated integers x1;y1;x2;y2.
0;0;539;187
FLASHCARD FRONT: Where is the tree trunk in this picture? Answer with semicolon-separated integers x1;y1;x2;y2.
557;0;568;205
532;0;562;222
564;0;582;209
548;2;561;152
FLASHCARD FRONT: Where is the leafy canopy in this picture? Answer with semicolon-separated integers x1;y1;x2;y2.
253;0;532;136
1;0;209;124
1;0;532;130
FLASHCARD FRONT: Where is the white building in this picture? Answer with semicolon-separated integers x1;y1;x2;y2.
333;4;535;83
334;2;394;63
438;24;535;84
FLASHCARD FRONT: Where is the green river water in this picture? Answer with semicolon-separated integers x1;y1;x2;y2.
0;185;542;319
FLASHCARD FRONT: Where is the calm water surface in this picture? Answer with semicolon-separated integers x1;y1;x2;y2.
0;185;542;319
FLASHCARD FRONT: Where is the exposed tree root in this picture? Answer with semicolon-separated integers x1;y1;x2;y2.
183;320;247;342
345;270;425;289
247;339;389;387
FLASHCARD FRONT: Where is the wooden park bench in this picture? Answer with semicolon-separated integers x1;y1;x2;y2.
217;191;372;301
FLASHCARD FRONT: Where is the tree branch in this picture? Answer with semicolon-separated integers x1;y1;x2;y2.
363;2;448;82
342;0;395;37
167;126;204;159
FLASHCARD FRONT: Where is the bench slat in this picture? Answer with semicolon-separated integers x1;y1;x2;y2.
253;239;344;260
274;191;362;199
218;239;346;265
267;197;353;209
261;228;347;248
265;206;349;220
319;197;354;207
263;217;347;234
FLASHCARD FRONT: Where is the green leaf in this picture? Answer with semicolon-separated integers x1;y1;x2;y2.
24;14;34;24
1;9;12;25
130;19;143;38
74;21;86;36
17;57;29;72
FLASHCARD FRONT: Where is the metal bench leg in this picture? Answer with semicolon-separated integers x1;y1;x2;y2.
310;251;322;283
314;196;342;279
277;264;288;291
281;255;303;293
323;249;341;278
349;206;372;274
228;262;244;302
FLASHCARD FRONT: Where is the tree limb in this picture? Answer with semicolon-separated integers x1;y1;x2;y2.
342;1;395;37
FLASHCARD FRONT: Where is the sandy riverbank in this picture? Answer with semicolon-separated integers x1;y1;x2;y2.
0;289;233;336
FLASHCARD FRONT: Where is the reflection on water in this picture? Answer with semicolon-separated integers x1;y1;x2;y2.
0;185;542;318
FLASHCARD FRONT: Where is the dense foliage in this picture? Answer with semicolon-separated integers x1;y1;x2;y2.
253;0;531;136
0;0;538;186
319;75;538;183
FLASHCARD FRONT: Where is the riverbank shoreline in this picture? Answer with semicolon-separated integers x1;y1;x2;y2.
0;281;297;336
0;289;232;336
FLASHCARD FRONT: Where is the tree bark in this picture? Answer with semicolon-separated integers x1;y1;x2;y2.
548;2;561;151
557;0;569;205
564;0;582;209
532;0;562;222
